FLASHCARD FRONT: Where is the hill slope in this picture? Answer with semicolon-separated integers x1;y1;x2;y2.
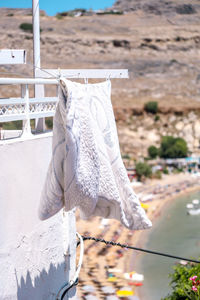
112;0;200;16
0;6;200;157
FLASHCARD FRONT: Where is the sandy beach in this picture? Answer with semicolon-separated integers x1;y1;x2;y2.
76;172;200;299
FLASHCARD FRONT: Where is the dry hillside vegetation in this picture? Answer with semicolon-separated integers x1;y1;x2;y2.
0;3;200;109
0;2;200;157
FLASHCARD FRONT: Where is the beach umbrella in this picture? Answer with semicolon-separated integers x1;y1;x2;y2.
108;268;122;273
106;296;118;300
108;276;118;282
123;272;144;282
84;295;98;300
101;286;115;294
116;286;134;297
82;285;96;293
127;296;139;300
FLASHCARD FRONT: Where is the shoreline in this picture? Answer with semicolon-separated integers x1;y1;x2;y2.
76;173;200;299
129;177;200;299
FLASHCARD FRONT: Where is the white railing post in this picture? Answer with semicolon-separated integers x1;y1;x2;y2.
21;85;32;137
32;0;45;133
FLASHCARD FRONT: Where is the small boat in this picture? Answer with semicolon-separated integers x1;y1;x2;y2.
186;199;200;215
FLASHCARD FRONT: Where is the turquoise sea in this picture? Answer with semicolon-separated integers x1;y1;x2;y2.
134;190;200;300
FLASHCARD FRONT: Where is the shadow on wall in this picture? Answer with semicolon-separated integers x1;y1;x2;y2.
15;262;76;300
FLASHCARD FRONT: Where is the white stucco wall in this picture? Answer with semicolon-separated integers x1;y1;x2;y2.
0;134;76;300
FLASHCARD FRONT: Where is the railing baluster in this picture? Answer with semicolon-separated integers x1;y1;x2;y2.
21;84;32;137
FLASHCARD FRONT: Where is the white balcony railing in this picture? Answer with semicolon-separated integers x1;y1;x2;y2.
0;69;128;138
0;78;58;138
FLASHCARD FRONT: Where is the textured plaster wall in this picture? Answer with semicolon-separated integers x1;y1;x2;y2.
0;135;76;300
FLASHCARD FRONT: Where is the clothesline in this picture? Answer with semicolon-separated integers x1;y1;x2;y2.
78;235;200;264
56;232;200;300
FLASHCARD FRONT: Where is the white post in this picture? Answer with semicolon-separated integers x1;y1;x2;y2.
32;0;45;132
21;84;32;137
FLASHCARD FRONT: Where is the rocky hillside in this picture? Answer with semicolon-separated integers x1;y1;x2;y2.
0;4;200;157
112;0;200;16
0;4;200;107
117;110;200;159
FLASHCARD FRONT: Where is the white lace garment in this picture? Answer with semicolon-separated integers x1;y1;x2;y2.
39;78;152;230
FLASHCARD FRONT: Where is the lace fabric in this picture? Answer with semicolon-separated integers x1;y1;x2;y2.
39;78;152;230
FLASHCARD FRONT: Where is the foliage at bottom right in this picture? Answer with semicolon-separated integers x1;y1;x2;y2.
162;260;200;300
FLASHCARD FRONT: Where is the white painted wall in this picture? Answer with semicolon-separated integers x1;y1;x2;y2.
0;134;76;300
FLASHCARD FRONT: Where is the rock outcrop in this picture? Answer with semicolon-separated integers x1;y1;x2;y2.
117;110;200;159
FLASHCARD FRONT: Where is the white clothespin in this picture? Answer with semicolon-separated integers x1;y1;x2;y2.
58;68;61;79
107;74;111;81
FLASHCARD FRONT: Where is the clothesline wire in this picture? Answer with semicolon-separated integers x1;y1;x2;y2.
77;235;200;264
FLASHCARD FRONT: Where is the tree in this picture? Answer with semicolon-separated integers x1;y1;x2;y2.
162;261;200;299
135;162;152;181
148;145;158;159
159;136;188;158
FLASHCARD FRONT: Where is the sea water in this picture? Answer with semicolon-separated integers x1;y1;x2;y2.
135;190;200;300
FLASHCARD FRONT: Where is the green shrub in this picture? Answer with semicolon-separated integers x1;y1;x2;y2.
56;14;64;20
45;117;53;129
2;121;22;130
135;162;152;181
162;261;200;299
154;170;162;179
122;153;131;160
163;168;169;174
19;23;33;32
97;10;123;15
148;145;158;159
144;101;158;114
19;23;42;33
56;9;86;18
154;114;160;121
159;136;188;159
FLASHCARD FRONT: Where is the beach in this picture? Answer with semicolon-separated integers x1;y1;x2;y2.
76;172;200;299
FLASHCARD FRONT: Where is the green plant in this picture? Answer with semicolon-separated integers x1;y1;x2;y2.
56;14;64;20
154;170;162;179
56;8;86;18
162;261;200;299
135;162;152;181
144;101;158;114
19;23;42;33
7;13;14;17
2;121;22;130
163;168;169;174
122;153;131;160
154;114;160;121
19;23;33;32
148;145;158;159
45;118;53;129
97;10;123;15
159;136;188;159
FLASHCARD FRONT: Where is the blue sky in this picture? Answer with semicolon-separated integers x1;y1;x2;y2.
0;0;115;16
